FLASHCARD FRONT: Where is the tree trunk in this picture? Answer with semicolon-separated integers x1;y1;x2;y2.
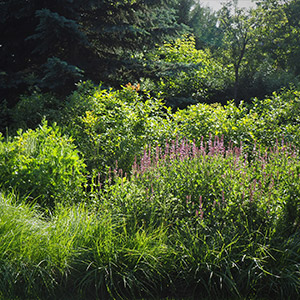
234;66;239;105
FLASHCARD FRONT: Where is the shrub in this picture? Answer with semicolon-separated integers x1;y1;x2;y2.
0;121;86;207
144;35;233;108
63;83;174;174
172;87;300;152
250;87;300;147
10;92;63;130
173;101;257;151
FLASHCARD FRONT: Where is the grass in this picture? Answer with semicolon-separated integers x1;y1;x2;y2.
0;135;299;299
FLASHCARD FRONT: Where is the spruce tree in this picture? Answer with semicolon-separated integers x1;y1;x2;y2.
0;0;183;109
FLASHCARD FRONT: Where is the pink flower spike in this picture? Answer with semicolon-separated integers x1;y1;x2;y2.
200;210;204;220
186;195;191;205
222;190;225;206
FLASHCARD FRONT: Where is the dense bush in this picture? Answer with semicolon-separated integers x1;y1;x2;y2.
173;87;300;151
144;35;233;108
63;82;174;174
9;92;64;131
173;101;256;149
1;81;300;300
250;87;300;147
0;121;86;207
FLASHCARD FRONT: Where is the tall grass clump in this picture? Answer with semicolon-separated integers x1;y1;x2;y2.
0;191;176;300
99;136;300;299
0;191;108;299
0;192;108;299
0;192;63;299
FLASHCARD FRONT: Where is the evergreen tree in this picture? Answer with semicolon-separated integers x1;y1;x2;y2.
189;3;223;49
0;0;183;109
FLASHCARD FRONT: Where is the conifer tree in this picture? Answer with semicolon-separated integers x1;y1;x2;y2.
0;0;183;108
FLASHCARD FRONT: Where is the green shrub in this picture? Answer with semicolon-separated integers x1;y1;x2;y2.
63;83;174;174
10;92;63;130
144;35;233;107
250;87;300;147
0;121;86;207
173;101;257;151
173;87;300;152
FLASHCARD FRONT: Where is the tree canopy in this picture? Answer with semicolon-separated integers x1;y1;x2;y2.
0;0;184;106
1;0;300;125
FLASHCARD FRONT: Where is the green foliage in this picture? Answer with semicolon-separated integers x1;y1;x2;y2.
64;82;174;174
28;9;87;55
102;137;300;233
0;121;86;207
169;0;223;49
188;3;223;49
173;101;256;148
0;192;173;300
1;56;300;299
218;2;265;102
173;87;300;150
256;0;300;75
145;35;231;107
96;135;300;298
39;57;84;92
0;192;99;299
250;87;300;147
10;92;63;130
0;0;186;112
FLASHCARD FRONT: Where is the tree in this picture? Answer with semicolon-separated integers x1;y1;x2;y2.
172;0;195;25
218;0;264;103
169;0;223;49
0;0;183;109
143;35;230;108
256;0;300;75
0;1;87;104
188;3;223;49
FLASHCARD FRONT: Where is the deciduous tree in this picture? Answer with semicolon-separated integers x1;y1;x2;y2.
218;0;264;103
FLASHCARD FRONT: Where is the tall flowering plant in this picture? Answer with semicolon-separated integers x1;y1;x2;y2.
100;135;299;233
